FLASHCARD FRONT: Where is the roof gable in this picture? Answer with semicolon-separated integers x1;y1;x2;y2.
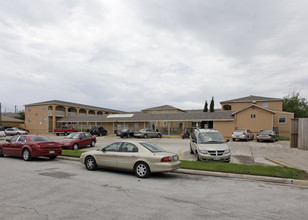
232;104;276;115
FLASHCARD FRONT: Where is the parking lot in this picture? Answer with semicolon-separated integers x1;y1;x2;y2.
1;134;308;172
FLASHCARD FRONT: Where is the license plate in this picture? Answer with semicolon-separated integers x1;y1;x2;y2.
236;136;239;138
214;157;221;161
49;150;55;154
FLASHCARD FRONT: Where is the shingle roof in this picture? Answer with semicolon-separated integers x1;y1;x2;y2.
57;111;234;123
220;95;283;103
1;115;24;123
142;105;185;112
232;104;277;115
24;100;125;113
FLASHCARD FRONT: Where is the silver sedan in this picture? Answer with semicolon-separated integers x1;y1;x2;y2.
256;130;279;142
4;127;28;136
80;141;181;178
232;129;254;141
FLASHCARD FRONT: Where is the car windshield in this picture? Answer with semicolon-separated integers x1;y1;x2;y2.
65;133;80;139
30;136;53;142
140;142;165;153
235;129;245;132
199;132;226;144
260;130;272;134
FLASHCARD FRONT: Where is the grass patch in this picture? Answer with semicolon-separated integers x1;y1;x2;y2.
181;160;307;180
279;137;290;141
61;150;86;158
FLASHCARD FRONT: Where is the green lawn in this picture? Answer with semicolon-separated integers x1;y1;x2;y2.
180;160;307;180
61;150;85;158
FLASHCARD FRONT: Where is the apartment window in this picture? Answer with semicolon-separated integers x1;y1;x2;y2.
43;118;47;122
262;103;269;108
134;123;139;128
153;111;157;114
279;116;287;124
163;121;167;126
28;107;31;111
42;106;47;110
28;118;31;123
163;110;167;114
251;114;256;119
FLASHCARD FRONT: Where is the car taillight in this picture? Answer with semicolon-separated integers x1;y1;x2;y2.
161;156;171;162
243;133;246;135
269;134;272;136
257;134;259;136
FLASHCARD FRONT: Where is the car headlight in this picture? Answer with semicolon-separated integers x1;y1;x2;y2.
225;149;230;154
199;150;208;154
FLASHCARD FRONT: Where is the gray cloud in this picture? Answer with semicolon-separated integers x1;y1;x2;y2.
1;0;307;112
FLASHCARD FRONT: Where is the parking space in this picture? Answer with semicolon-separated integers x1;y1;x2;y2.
1;135;308;172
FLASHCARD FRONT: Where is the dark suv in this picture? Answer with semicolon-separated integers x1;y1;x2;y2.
90;126;107;136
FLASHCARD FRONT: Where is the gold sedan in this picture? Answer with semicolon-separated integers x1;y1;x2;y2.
80;141;181;178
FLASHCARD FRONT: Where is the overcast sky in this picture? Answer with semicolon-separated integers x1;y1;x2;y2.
1;0;308;112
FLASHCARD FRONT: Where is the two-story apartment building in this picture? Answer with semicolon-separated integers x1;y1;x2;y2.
24;95;294;138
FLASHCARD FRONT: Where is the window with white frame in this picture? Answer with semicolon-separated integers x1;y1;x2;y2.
278;116;287;124
262;102;269;108
251;114;256;119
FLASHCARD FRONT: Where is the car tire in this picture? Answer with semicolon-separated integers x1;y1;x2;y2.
195;151;200;161
0;147;3;157
91;141;95;147
232;138;235;141
56;133;59;136
157;134;162;138
143;134;148;138
49;156;57;160
190;144;194;154
23;149;32;161
73;143;79;150
85;156;97;171
257;139;260;142
134;162;150;178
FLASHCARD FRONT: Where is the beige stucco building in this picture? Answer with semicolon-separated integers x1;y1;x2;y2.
24;95;294;138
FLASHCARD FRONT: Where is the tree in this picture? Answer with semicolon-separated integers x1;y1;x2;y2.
203;100;208;112
15;111;25;120
283;90;308;118
210;97;215;112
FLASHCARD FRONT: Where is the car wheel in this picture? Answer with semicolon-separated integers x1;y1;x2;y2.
134;162;150;178
257;139;260;142
91;141;95;147
85;156;97;171
143;134;148;138
56;133;59;136
98;133;101;136
195;151;200;161
0;147;3;157
16;132;20;135
73;143;79;150
157;134;161;138
246;137;249;141
232;138;235;141
49;156;57;160
23;149;32;161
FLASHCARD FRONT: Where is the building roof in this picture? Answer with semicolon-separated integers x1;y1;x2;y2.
142;105;185;112
221;95;283;103
1;115;24;123
24;100;125;113
57;111;234;123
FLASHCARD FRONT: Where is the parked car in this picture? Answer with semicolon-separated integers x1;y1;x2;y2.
119;129;137;138
256;130;279;142
232;129;254;141
0;131;6;138
0;135;62;161
80;141;181;178
90;126;107;136
4;127;28;136
134;129;162;138
54;126;77;136
58;132;96;150
190;129;231;162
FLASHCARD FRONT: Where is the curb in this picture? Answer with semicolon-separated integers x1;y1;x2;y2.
266;158;300;169
57;156;308;187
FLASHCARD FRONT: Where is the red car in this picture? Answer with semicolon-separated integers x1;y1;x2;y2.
0;135;62;161
58;132;96;150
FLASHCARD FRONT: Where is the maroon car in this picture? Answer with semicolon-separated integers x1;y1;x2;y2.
58;132;96;150
0;135;62;161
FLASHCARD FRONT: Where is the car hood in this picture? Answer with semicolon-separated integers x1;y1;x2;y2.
197;143;229;151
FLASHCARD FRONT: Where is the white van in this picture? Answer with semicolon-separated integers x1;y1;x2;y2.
190;129;231;162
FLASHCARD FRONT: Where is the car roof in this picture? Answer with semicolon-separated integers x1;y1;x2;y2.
195;129;220;133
